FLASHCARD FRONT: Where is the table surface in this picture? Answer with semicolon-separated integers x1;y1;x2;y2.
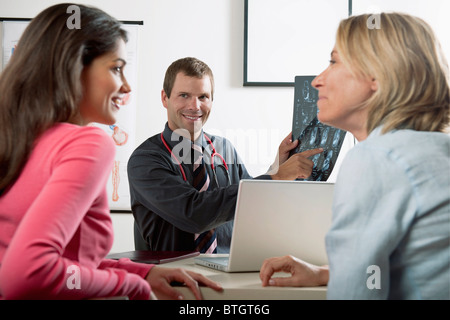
155;254;327;300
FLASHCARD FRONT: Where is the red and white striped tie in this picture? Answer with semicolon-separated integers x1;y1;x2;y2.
192;143;217;254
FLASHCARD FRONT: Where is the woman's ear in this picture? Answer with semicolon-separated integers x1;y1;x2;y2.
371;78;378;92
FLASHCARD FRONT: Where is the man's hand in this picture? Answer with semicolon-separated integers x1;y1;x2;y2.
268;132;322;180
270;148;323;180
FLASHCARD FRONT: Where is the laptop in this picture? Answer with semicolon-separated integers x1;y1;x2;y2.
194;179;334;272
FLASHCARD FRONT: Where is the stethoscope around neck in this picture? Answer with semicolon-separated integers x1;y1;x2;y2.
160;132;231;187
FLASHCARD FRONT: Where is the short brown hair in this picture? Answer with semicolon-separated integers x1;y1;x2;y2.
163;57;215;100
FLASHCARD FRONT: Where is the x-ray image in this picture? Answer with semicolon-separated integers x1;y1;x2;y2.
290;76;346;181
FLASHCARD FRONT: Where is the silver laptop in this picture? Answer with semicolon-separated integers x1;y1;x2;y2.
194;179;334;272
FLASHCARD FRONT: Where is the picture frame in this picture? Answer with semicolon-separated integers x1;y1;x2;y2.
243;0;350;87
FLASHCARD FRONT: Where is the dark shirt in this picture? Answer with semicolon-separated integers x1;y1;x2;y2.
128;123;270;252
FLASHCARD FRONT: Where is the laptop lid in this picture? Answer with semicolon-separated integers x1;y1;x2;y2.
196;179;334;272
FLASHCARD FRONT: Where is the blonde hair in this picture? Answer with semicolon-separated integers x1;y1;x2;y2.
335;12;449;134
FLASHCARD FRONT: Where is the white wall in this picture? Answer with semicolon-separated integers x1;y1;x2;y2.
110;213;135;253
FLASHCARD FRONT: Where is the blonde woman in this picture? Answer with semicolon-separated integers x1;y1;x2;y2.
260;13;449;299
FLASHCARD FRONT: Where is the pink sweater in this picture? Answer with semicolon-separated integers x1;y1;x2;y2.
0;123;153;299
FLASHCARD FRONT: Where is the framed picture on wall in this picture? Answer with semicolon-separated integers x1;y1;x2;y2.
243;0;350;86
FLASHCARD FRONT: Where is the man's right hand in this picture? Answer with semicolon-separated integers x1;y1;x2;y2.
270;148;323;180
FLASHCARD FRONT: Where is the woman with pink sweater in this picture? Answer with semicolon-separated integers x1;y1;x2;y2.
0;3;221;300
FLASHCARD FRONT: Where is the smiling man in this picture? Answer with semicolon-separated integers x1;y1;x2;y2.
127;57;322;253
162;59;213;142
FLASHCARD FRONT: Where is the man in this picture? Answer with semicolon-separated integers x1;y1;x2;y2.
128;57;321;253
